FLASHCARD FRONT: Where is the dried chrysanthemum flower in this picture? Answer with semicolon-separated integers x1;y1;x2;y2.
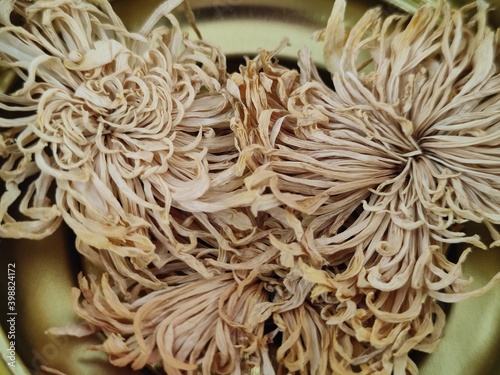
231;0;500;249
0;0;257;289
315;0;500;246
67;272;269;375
3;0;500;374
227;0;500;374
49;206;306;375
228;47;377;222
0;1;282;372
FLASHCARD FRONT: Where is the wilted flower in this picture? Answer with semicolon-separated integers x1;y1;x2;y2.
0;0;250;289
228;0;500;373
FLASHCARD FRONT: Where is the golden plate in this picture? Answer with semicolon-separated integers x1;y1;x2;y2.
1;1;499;374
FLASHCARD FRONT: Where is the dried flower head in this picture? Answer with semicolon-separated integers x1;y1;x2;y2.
0;0;254;289
1;0;499;374
228;0;500;373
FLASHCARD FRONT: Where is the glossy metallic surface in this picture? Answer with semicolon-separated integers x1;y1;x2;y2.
1;1;499;374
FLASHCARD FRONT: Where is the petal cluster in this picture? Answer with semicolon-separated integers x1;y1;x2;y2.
1;1;499;375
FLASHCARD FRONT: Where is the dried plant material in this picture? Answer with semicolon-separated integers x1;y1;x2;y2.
232;0;500;250
69;271;273;375
65;210;319;374
2;0;500;374
55;205;298;374
227;0;500;373
0;0;256;289
316;0;500;244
